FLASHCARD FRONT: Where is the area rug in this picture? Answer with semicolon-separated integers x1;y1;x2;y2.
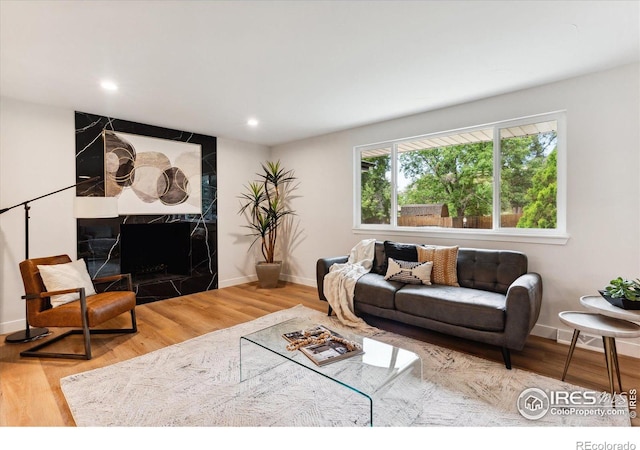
60;305;630;427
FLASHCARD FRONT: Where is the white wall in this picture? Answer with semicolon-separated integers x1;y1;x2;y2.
0;98;76;333
216;137;270;287
272;63;640;356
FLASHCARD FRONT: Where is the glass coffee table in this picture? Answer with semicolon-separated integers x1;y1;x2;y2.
240;317;423;426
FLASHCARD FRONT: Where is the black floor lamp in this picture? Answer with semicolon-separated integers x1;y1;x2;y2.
1;176;118;343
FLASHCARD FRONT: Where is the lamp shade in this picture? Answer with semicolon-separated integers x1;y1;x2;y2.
74;196;119;218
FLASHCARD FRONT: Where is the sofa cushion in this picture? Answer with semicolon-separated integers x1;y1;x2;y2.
457;249;527;294
371;241;386;275
394;284;506;331
354;273;404;310
417;245;460;287
384;258;433;285
383;241;418;273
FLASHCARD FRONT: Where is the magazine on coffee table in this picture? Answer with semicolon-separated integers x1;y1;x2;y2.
283;325;364;366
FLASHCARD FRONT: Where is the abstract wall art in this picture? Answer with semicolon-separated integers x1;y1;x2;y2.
104;130;202;214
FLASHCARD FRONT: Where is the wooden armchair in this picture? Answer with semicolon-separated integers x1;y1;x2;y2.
19;255;137;360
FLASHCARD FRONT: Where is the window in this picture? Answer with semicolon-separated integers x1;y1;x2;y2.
355;112;566;243
360;146;391;225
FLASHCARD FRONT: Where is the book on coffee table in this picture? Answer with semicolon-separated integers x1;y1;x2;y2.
283;325;364;367
282;325;330;343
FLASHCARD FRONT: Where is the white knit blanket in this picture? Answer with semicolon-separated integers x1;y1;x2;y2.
323;238;376;330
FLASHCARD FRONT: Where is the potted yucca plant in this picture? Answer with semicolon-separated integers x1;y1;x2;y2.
238;161;297;288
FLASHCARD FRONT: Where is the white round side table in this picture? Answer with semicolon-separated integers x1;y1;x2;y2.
580;295;640;323
558;311;640;394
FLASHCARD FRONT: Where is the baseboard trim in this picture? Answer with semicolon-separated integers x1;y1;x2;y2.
280;273;316;287
218;275;256;289
0;318;26;335
531;323;557;340
218;274;316;289
555;328;640;359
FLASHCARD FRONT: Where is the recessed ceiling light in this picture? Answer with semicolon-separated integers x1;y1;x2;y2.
247;118;259;127
100;80;118;91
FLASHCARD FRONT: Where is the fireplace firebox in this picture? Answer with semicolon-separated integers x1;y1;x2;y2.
120;222;191;281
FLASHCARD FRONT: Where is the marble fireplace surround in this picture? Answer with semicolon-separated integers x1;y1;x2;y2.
75;111;217;304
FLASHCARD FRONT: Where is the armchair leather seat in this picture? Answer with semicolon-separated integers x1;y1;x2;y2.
30;291;136;328
18;254;137;360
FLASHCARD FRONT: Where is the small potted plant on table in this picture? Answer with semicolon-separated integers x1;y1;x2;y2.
238;161;296;288
599;277;640;310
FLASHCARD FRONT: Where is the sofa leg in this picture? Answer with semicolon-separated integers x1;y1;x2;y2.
501;347;512;370
327;305;333;316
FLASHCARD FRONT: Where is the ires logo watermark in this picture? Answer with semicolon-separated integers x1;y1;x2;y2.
516;387;636;420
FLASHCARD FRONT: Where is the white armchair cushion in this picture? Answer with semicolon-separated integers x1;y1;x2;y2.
37;259;96;307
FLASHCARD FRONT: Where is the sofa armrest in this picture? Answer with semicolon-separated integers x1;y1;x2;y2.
503;272;543;350
316;256;348;301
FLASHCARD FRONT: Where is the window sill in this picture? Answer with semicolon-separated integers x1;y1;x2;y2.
353;226;570;245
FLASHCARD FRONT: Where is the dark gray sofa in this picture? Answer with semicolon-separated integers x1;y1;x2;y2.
316;241;543;369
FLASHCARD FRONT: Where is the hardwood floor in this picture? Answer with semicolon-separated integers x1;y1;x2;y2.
1;282;638;427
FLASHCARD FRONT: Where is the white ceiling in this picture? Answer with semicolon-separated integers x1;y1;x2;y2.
1;1;638;146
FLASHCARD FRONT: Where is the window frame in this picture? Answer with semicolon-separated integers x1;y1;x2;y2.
353;111;569;245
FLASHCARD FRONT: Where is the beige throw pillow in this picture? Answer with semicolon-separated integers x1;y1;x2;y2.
417;245;460;286
37;259;96;307
384;258;433;285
